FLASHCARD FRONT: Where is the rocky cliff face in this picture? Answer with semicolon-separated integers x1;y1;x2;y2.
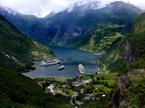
122;41;139;64
103;12;145;72
110;13;145;108
114;69;145;108
120;13;145;70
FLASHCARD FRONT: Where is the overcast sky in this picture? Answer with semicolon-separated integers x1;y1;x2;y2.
0;0;145;18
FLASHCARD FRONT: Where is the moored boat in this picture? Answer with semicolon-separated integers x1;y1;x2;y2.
78;64;85;74
58;65;65;71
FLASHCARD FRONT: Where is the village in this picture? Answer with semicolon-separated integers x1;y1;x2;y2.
35;72;118;107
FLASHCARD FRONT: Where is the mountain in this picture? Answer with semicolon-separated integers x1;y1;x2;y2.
103;12;145;73
0;15;55;72
0;1;142;48
122;13;145;69
108;12;145;108
0;15;72;107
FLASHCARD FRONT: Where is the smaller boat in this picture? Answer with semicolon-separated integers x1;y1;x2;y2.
78;64;85;74
58;65;65;71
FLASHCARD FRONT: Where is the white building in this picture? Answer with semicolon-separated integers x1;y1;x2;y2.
46;84;55;93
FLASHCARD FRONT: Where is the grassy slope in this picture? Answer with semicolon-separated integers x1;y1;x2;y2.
0;15;72;108
81;24;123;52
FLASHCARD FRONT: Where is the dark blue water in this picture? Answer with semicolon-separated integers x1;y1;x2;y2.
23;47;98;78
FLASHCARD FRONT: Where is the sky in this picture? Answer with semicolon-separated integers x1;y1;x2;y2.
0;0;145;18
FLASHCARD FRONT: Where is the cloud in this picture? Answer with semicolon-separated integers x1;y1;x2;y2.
0;0;145;18
0;0;70;17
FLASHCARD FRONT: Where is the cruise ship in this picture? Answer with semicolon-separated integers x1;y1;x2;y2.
41;59;61;66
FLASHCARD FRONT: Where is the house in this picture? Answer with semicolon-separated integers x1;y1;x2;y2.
46;84;55;93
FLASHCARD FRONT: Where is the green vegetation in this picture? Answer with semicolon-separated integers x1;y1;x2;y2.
119;70;145;108
65;89;75;97
79;73;117;108
93;84;112;93
101;13;145;108
80;99;112;108
79;73;118;101
107;13;145;73
35;77;67;83
117;13;145;105
35;73;118;108
31;41;54;61
0;15;72;108
127;70;145;108
93;73;117;80
0;15;54;72
80;75;92;80
92;73;118;92
82;24;123;52
0;4;144;108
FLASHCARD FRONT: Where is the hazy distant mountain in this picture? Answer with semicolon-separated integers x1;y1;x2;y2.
0;1;142;47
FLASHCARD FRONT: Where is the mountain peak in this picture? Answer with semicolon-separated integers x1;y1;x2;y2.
0;5;18;16
74;1;99;9
108;1;142;11
1;1;142;47
67;1;99;13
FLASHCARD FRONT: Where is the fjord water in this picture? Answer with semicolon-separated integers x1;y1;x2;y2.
24;46;98;78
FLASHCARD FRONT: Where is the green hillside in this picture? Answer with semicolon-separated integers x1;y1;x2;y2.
106;13;145;73
0;15;72;108
0;15;54;72
101;13;145;108
81;24;123;52
127;13;145;69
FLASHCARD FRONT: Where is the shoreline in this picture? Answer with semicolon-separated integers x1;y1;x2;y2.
34;76;69;82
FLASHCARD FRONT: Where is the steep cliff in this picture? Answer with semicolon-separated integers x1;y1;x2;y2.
102;12;145;73
108;13;145;108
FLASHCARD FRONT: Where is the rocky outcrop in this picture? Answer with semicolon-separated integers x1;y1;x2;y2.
114;69;145;108
113;76;130;108
122;41;139;64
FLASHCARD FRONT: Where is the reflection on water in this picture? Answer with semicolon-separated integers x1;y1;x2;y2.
23;46;99;78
